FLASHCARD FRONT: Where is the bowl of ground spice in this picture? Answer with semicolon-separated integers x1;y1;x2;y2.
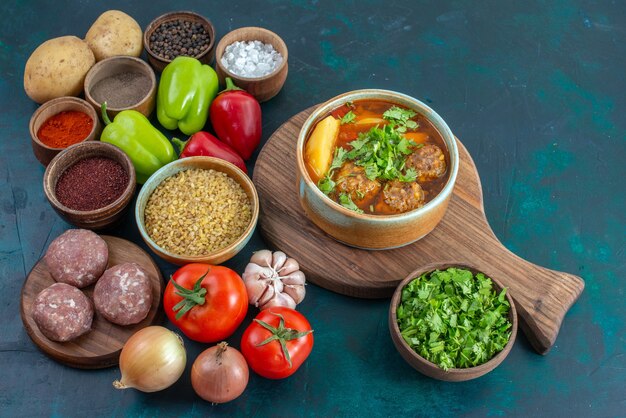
215;27;288;102
43;141;136;230
29;96;101;166
84;56;156;118
144;11;216;72
135;156;259;265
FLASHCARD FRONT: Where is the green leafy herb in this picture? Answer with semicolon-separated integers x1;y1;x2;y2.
341;111;356;125
317;176;335;194
396;267;512;371
398;167;417;183
338;193;363;213
345;125;416;182
383;106;419;133
317;147;348;194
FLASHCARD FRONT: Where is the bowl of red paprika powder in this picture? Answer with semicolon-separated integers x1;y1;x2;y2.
43;141;136;230
29;96;102;166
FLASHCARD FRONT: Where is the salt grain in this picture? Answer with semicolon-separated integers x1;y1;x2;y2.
221;40;283;78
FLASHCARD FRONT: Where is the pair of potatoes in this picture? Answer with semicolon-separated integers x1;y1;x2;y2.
24;10;143;104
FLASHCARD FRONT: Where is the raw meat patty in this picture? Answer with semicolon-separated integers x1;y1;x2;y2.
93;263;152;326
44;229;108;288
32;283;93;342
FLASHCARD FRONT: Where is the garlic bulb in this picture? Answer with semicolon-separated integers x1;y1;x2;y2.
242;250;306;310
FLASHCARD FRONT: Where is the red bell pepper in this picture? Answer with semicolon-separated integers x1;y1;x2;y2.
172;132;247;173
209;78;262;160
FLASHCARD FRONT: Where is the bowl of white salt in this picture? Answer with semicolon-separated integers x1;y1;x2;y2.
215;27;288;102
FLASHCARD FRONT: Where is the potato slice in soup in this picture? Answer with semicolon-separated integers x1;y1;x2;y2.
403;132;429;144
305;116;340;178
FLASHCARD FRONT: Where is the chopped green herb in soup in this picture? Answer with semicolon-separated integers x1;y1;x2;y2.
304;100;450;215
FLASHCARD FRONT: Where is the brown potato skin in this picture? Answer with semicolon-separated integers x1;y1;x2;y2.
24;36;95;103
85;10;143;62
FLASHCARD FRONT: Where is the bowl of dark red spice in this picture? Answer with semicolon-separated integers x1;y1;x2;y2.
84;56;156;119
144;11;216;72
43;141;136;230
29;97;102;166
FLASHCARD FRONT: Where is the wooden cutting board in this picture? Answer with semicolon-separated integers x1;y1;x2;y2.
20;235;164;369
253;107;585;355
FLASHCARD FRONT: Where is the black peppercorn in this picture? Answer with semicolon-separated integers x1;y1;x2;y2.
149;18;211;60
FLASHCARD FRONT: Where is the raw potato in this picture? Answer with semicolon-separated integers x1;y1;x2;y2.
85;10;143;61
24;36;95;104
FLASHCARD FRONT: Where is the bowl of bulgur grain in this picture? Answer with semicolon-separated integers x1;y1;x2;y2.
135;156;259;265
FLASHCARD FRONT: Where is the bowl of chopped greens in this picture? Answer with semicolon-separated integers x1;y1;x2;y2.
389;263;517;381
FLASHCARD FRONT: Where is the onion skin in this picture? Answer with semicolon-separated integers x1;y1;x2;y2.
113;326;186;393
191;342;249;403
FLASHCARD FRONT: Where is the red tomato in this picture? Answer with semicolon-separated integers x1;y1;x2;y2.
163;263;248;343
241;307;313;379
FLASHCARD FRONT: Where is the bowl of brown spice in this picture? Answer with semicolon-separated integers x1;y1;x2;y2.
43;141;136;230
84;56;157;119
29;96;102;166
135;156;259;265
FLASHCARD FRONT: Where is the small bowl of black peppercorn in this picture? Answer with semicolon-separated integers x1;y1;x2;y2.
144;11;216;72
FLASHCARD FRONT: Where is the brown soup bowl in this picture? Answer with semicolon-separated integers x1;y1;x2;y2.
389;262;518;381
43;141;136;230
295;89;459;249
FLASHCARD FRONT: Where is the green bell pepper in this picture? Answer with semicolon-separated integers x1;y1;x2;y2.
100;103;176;184
157;56;219;135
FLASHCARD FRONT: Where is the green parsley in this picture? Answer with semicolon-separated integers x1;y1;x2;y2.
396;268;512;371
317;147;348;194
315;104;424;214
345;124;416;182
383;106;419;133
341;111;356;125
338;193;363;213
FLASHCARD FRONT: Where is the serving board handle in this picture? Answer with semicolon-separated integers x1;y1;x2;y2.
254;107;584;354
446;213;585;354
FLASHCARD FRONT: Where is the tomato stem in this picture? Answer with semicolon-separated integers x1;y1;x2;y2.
254;313;313;368
170;268;211;320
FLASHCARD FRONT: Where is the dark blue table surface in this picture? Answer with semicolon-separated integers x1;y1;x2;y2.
1;1;624;417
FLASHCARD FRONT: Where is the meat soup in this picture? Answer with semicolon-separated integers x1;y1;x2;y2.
304;100;450;215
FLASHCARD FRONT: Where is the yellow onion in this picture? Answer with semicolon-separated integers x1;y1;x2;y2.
113;326;186;392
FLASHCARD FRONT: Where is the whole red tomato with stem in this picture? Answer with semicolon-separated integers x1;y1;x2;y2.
163;263;248;343
209;77;262;160
241;307;313;379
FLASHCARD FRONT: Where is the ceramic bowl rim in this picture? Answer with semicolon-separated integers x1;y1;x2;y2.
296;89;459;222
135;156;260;262
215;26;288;82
